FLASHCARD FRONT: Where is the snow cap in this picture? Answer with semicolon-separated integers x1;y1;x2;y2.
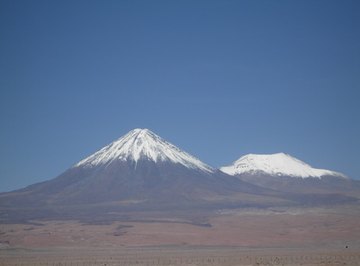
220;152;347;179
75;128;214;173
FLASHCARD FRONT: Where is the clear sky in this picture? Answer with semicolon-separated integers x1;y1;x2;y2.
1;0;359;192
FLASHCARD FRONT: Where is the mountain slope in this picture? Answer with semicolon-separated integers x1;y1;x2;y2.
220;153;360;200
0;129;286;223
221;153;347;179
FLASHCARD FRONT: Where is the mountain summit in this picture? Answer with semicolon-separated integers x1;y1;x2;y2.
76;128;213;173
219;153;358;200
221;153;347;179
1;128;275;222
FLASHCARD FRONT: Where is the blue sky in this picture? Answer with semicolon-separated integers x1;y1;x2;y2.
1;0;359;192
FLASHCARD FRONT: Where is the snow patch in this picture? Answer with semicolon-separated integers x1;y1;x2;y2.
220;153;347;179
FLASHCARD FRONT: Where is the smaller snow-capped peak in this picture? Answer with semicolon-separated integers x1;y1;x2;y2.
220;153;347;179
75;128;214;173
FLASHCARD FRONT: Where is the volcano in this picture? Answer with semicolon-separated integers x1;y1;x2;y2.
0;129;282;223
221;153;360;201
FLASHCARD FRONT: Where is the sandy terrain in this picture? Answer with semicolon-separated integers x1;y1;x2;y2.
1;205;360;265
1;206;360;248
1;246;360;265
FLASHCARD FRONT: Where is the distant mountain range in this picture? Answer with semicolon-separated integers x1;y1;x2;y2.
0;128;358;223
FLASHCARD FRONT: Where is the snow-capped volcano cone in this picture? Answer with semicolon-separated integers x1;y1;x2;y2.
35;128;218;204
75;128;214;173
5;128;271;210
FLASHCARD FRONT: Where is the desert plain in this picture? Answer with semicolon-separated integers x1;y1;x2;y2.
1;204;360;265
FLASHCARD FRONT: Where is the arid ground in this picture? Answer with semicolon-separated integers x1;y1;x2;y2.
1;204;360;265
1;246;360;266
